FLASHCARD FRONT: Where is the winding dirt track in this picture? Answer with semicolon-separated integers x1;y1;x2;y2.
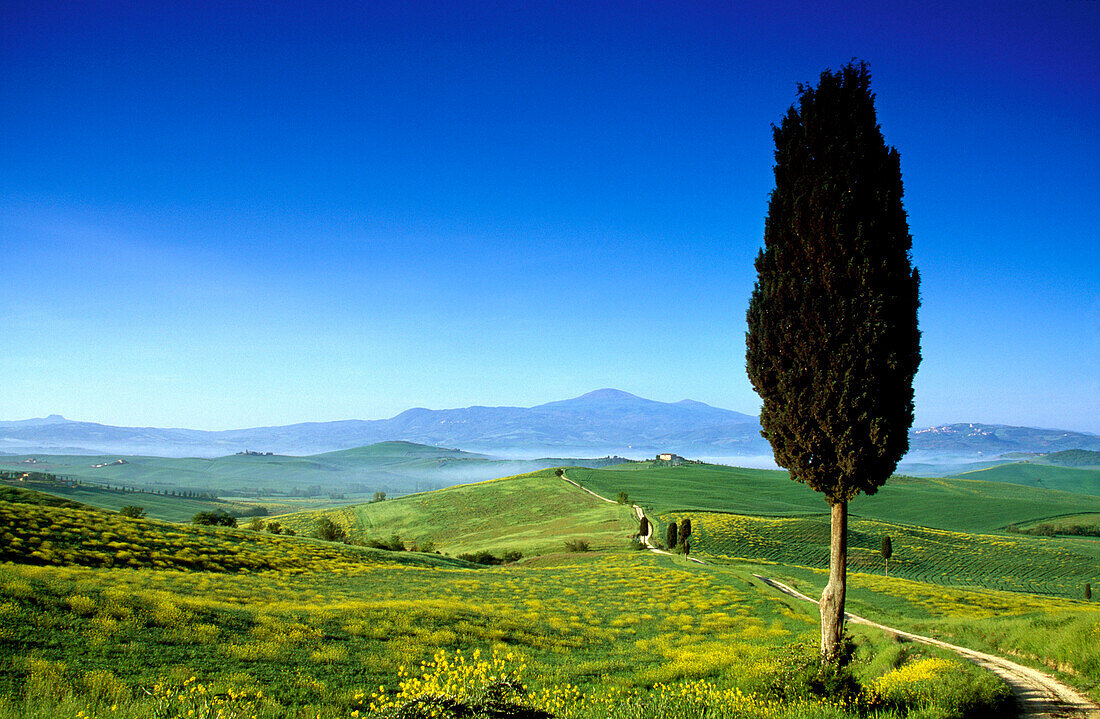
557;471;1098;716
752;574;1100;719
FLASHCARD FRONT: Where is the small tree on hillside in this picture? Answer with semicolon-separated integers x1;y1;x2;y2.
119;505;145;519
616;491;630;505
746;61;921;660
666;521;678;549
881;535;893;577
313;516;347;543
680;518;692;542
1087;583;1093;601
638;516;650;540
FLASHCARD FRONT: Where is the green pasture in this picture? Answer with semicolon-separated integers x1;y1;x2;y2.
1015;512;1100;534
676;510;1100;599
952;462;1100;497
11;481;257;522
274;469;638;556
755;563;1100;703
0;502;1008;719
0;442;627;501
567;463;1100;532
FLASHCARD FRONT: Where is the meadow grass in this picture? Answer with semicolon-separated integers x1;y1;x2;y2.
954;463;1100;497
568;464;1100;532
274;469;638;556
750;562;1100;703
1014;512;1100;534
676;510;1100;599
0;506;1010;719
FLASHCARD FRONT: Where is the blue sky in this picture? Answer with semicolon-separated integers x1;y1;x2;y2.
2;1;1098;433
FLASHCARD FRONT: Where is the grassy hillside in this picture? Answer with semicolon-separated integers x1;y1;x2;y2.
275;469;638;556
0;498;1009;719
759;562;1100;702
0;442;626;499
567;463;1100;532
0;500;466;572
678;510;1100;599
952;462;1100;497
0;484;91;510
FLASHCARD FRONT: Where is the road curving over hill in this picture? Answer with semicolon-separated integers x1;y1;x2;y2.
558;471;705;563
753;574;1100;719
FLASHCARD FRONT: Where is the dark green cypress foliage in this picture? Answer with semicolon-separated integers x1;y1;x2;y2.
680;518;692;540
746;61;921;500
666;521;678;549
745;61;920;657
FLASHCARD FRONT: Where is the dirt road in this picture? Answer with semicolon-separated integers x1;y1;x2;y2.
557;472;703;562
753;574;1100;719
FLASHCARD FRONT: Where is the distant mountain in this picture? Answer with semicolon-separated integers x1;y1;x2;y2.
908;423;1100;455
0;390;763;457
2;392;1097;459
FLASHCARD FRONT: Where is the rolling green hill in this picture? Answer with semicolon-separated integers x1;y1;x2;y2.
952;462;1100;497
0;442;626;500
678;510;1100;599
275;468;638;556
567;463;1100;533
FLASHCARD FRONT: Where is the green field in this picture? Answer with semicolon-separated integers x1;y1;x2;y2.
0;489;1010;719
0;442;628;501
755;563;1100;702
275;469;638;556
952;462;1100;497
567;463;1100;532
676;510;1100;598
8;458;1100;717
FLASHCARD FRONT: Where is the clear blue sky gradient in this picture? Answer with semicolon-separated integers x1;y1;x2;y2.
2;1;1098;432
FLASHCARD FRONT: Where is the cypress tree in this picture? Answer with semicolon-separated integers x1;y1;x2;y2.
746;61;921;659
881;535;893;577
666;521;678;549
680;518;692;541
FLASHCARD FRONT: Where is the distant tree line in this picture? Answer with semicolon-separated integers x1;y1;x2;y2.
1006;523;1100;538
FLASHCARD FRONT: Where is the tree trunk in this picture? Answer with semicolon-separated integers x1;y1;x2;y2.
819;500;848;659
885;556;888;578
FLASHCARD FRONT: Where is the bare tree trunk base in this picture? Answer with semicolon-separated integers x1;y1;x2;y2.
820;500;848;660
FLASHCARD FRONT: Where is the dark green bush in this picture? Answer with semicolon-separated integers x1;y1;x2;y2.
313;517;347;542
191;510;237;527
118;506;145;519
564;539;590;553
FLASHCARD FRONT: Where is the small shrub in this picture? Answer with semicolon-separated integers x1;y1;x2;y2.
246;517;265;531
191;510;237;527
366;534;405;551
118;505;145;519
564;539;590;553
313;517;347;542
265;521;283;534
501;549;522;563
616;491;630;505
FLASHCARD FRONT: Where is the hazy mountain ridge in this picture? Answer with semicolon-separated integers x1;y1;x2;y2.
3;390;1098;458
